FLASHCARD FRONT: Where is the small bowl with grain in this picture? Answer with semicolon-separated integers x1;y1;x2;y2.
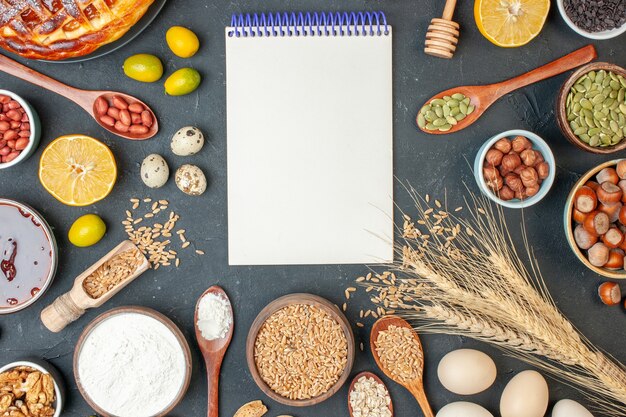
564;159;626;279
474;129;555;209
556;62;626;154
246;293;355;407
0;359;65;417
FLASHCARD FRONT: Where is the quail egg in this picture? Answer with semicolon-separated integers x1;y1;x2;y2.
171;126;205;156
141;154;169;188
175;164;207;196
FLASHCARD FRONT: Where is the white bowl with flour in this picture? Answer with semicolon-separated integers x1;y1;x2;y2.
74;307;192;417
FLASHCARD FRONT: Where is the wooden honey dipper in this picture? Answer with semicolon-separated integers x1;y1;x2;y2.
425;0;460;59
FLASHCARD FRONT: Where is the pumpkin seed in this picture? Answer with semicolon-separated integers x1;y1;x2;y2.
417;114;426;128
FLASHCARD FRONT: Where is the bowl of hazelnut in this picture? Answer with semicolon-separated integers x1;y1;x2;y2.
564;159;626;279
474;129;555;209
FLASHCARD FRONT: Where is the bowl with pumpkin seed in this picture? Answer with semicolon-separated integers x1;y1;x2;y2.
557;62;626;154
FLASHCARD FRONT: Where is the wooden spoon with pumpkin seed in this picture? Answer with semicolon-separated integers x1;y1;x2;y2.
417;44;597;135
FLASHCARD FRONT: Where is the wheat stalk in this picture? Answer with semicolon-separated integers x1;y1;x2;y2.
360;185;626;416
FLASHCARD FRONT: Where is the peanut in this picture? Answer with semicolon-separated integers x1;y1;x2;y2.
129;125;149;135
119;109;132;126
14;138;29;151
128;103;144;113
114;121;129;132
95;97;109;115
112;95;129;110
141;111;153;127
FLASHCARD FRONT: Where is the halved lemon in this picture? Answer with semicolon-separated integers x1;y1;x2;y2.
475;0;550;48
39;135;117;206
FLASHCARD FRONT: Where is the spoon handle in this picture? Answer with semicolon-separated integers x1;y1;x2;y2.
493;45;597;97
0;53;93;110
408;382;435;417
205;356;222;417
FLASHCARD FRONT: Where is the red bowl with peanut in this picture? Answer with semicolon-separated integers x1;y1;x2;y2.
564;159;626;279
474;129;556;209
0;90;41;169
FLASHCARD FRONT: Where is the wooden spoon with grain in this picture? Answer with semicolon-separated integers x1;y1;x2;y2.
371;316;433;417
40;240;150;332
417;44;597;135
348;371;394;417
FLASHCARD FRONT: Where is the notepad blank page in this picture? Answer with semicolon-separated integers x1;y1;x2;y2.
226;29;393;265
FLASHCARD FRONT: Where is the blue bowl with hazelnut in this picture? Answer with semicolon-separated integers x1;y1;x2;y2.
474;129;555;209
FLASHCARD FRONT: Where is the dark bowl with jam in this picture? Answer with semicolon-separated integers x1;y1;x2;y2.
0;199;57;314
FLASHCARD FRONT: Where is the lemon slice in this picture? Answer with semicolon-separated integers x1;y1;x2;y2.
39;135;117;206
475;0;550;48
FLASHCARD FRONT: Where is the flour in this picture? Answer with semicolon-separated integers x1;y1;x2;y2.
197;292;232;340
77;313;186;417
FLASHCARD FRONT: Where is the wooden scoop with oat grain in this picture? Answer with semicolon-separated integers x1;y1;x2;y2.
40;240;149;332
371;316;434;417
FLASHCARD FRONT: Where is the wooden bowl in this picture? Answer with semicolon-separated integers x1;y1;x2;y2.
246;293;355;407
564;159;626;279
73;306;192;417
556;62;626;154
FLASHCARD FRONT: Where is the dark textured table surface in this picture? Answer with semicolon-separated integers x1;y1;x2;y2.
1;1;625;416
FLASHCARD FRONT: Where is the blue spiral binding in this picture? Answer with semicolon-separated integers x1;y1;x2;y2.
228;11;389;38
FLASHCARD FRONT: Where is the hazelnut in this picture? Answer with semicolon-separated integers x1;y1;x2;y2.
533;150;544;165
536;162;549;180
512;135;532;153
499;185;515;201
525;183;540;197
486;175;504;191
502;153;522;171
484;149;504;166
505;173;524;192
499;164;512;177
520;167;539;188
493;138;512;154
513;165;525;176
515;189;525;200
483;166;501;182
520;149;537;166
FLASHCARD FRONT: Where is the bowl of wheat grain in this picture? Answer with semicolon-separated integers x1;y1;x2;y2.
246;293;355;407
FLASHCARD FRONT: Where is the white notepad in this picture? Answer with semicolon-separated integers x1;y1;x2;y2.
226;12;393;265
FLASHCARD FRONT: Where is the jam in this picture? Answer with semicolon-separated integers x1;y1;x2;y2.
0;202;53;309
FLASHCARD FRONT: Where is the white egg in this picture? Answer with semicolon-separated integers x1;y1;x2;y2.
552;399;594;417
500;370;549;417
175;164;207;196
171;126;205;156
436;401;494;417
140;154;169;188
437;349;497;395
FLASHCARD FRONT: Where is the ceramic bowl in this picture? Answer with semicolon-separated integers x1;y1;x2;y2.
556;0;626;40
246;293;355;407
0;90;41;169
73;306;192;417
564;159;626;279
0;199;58;314
556;62;626;154
0;359;65;417
474;129;555;209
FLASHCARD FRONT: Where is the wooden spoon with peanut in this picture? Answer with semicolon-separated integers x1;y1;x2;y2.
371;316;433;417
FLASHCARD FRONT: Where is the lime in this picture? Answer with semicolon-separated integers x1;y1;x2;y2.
164;68;201;96
166;26;200;58
123;54;164;83
68;214;106;247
